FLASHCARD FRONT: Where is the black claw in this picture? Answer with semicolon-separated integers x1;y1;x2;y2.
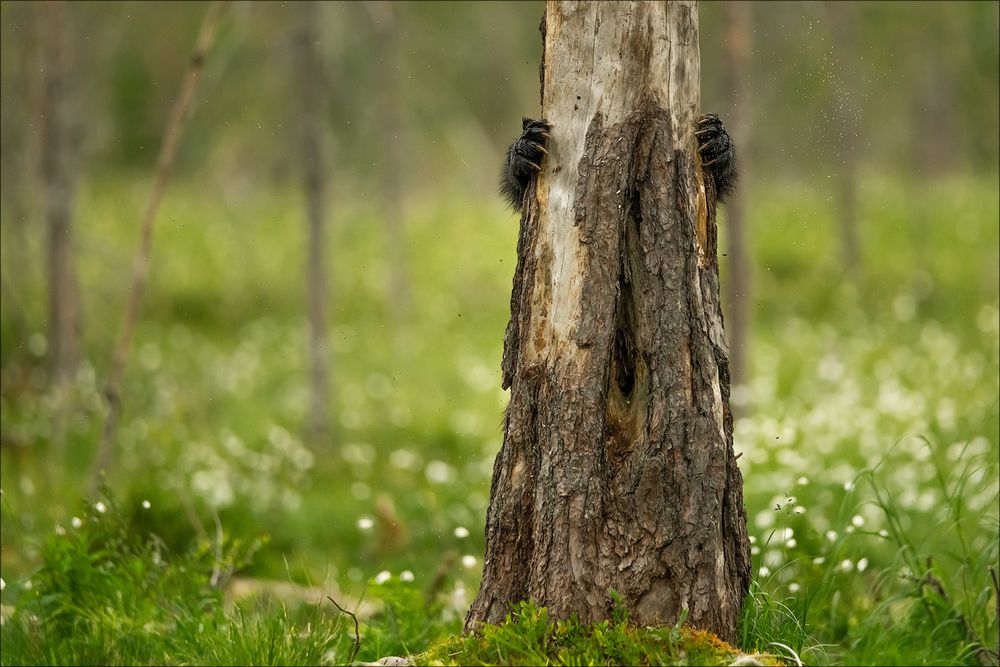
698;137;723;153
695;113;737;202
501;116;552;210
523;117;552;130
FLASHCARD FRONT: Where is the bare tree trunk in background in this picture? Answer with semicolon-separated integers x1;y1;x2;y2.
365;2;410;323
41;0;80;390
40;0;81;458
826;1;861;279
0;5;47;349
912;7;959;178
723;1;751;396
295;1;331;447
466;1;751;642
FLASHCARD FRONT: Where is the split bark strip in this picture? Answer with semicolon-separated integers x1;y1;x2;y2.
467;0;750;642
294;0;331;447
91;1;228;492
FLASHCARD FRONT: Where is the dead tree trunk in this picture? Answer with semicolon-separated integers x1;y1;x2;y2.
40;0;80;390
722;1;751;394
295;1;331;446
466;1;751;643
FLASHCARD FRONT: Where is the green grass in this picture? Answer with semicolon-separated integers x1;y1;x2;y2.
0;492;352;666
1;171;997;665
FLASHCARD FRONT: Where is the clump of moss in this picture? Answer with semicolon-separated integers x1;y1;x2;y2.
411;601;781;666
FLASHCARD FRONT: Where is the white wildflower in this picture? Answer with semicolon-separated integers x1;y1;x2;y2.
71;517;83;529
454;526;470;539
95;501;107;514
461;554;477;569
400;570;415;582
357;517;374;531
374;570;391;585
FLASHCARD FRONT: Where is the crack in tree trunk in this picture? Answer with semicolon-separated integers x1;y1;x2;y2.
467;1;750;642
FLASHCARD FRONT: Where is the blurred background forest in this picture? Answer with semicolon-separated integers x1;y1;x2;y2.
0;2;998;665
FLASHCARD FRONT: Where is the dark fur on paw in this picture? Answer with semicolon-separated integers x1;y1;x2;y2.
696;113;737;202
500;117;551;209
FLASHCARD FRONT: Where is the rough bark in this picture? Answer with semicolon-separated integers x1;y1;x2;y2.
466;0;751;643
295;1;332;446
722;1;751;394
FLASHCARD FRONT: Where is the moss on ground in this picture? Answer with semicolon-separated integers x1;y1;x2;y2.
410;602;783;666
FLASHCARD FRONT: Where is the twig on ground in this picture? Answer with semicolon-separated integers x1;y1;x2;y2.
327;595;361;663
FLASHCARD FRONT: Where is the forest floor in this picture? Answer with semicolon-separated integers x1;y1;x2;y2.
0;173;997;665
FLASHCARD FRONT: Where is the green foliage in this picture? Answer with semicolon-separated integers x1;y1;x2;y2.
356;577;461;662
0;491;350;666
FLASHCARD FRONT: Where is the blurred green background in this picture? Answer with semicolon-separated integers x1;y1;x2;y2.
0;2;997;664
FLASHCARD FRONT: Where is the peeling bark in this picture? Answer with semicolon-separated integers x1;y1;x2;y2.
467;0;750;642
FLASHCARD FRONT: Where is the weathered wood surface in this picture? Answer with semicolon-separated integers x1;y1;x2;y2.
467;0;750;642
